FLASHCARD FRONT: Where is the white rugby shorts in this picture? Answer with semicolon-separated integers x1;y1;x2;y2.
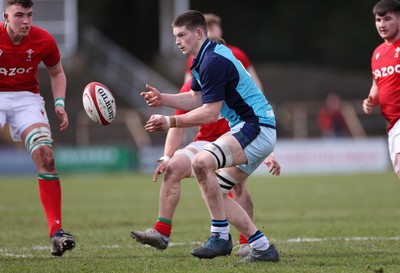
0;92;49;141
388;118;400;173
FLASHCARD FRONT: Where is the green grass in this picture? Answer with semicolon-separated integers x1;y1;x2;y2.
1;171;400;273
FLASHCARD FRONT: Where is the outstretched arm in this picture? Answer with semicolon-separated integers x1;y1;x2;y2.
144;100;223;132
140;84;201;111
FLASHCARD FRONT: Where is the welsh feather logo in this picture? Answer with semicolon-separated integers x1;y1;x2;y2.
395;47;400;58
26;49;34;61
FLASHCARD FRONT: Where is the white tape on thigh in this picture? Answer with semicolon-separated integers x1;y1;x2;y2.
216;169;240;194
174;148;195;160
203;138;233;169
174;148;196;176
24;127;53;155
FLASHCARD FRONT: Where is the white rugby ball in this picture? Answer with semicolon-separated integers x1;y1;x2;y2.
82;82;116;126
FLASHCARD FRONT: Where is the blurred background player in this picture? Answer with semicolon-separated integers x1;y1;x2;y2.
363;0;400;179
1;0;75;256
318;93;349;138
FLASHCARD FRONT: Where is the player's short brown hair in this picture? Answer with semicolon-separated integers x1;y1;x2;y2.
172;10;207;34
373;0;400;16
5;0;33;9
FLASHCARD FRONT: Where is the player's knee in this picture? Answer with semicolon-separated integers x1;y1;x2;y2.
34;146;56;172
192;156;206;174
165;157;189;179
25;127;56;172
192;154;213;182
25;127;53;155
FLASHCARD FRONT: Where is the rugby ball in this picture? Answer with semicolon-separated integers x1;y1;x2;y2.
82;82;116;125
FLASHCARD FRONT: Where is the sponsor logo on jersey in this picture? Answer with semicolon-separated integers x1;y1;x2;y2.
0;67;34;76
373;64;400;79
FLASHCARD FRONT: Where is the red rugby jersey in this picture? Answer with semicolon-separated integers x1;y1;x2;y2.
0;22;60;93
372;39;400;131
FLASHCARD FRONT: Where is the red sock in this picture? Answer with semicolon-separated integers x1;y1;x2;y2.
153;217;172;237
239;233;248;244
38;174;62;237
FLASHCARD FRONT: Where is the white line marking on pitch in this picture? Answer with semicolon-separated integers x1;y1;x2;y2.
282;236;400;243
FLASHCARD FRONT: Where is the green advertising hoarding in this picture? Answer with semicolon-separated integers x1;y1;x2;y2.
54;146;136;172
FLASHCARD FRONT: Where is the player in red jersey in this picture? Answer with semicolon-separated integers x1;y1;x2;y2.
363;0;400;178
131;35;280;256
1;0;75;256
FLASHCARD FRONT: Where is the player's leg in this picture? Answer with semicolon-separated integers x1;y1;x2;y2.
131;142;207;250
131;153;192;250
191;124;279;261
231;180;253;256
11;92;74;256
216;166;279;263
396;153;400;179
190;134;247;259
216;167;270;249
387;122;400;179
21;124;75;256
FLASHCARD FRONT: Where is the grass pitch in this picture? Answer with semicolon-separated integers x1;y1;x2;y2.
0;171;399;273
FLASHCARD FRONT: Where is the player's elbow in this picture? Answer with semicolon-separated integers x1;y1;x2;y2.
203;111;220;124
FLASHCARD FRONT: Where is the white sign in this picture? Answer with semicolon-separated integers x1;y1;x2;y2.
255;137;390;175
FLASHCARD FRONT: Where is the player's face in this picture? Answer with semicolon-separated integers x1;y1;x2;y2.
375;12;400;43
4;4;33;42
173;26;201;56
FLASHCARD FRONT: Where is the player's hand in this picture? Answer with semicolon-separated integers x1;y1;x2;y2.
264;154;281;176
140;84;162;107
362;95;375;115
55;106;68;131
144;115;169;132
153;160;169;182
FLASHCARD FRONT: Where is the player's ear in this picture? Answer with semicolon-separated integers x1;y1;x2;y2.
3;12;8;22
196;28;204;39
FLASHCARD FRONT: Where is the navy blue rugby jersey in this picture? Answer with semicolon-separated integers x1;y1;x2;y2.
190;39;275;129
